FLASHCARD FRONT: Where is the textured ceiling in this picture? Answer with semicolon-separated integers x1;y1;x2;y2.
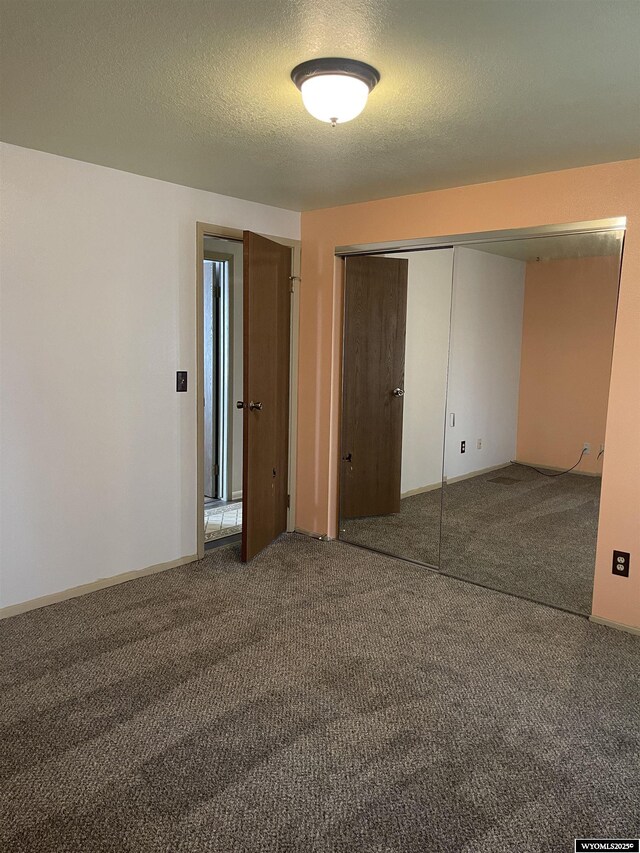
1;0;639;211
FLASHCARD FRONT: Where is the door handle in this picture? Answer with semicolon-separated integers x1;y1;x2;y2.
392;388;405;397
236;401;263;411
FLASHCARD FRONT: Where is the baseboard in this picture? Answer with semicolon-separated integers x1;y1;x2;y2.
514;459;602;477
231;490;243;500
589;615;640;636
444;462;512;485
0;553;199;620
401;481;442;498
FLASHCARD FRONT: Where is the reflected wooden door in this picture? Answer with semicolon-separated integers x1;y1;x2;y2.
341;255;408;520
241;231;291;561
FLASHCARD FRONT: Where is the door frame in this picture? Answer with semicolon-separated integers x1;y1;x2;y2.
333;216;626;539
196;222;301;559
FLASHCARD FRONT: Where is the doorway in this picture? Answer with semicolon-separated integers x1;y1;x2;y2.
202;238;243;545
196;223;301;560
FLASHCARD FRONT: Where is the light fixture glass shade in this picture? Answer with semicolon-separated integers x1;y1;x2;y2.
300;74;370;125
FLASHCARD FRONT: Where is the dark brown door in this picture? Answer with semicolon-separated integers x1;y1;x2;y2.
341;255;408;520
241;231;291;561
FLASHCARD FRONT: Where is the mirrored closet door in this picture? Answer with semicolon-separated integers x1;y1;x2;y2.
339;249;454;567
338;225;624;617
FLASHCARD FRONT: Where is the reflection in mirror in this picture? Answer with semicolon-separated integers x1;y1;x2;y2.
202;236;244;546
440;231;624;614
339;249;453;567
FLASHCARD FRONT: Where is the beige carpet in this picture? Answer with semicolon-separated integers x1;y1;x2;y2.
1;533;639;852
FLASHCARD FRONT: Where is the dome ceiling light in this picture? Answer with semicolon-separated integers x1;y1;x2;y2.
291;58;380;127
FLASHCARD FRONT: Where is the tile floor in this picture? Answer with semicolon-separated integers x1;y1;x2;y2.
204;501;242;542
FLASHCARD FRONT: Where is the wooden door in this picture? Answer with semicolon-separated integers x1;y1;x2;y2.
241;231;291;561
341;255;408;520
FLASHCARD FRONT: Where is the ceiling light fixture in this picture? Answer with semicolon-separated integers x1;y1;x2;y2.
291;58;380;127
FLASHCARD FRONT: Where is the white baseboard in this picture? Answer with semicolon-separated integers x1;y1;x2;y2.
444;462;512;485
0;553;199;620
589;615;640;636
401;481;442;499
232;490;243;500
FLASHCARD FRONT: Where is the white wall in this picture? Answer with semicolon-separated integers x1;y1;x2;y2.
444;247;525;481
0;143;300;609
395;250;453;495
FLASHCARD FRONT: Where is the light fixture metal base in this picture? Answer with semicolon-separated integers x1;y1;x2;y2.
291;57;380;92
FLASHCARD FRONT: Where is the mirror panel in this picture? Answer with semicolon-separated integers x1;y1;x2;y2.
439;234;624;614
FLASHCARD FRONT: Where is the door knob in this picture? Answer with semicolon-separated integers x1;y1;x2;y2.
237;401;263;410
392;388;405;397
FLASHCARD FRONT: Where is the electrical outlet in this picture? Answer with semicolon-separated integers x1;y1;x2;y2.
612;550;630;577
583;442;591;455
477;438;483;450
461;441;466;454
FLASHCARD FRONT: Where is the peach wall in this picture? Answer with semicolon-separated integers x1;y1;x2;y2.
297;158;640;630
516;256;620;475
